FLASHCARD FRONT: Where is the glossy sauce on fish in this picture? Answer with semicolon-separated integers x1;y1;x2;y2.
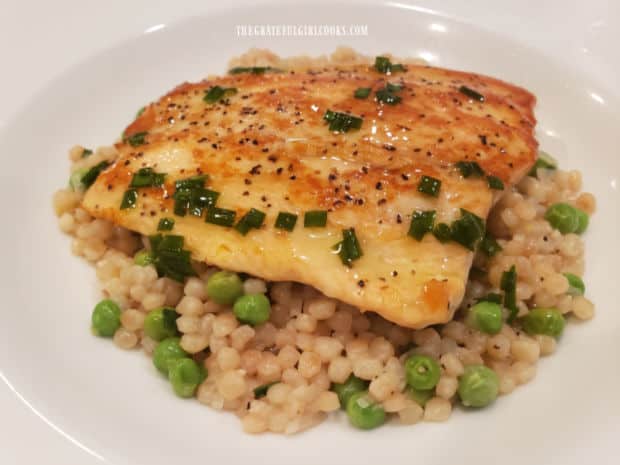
82;61;537;328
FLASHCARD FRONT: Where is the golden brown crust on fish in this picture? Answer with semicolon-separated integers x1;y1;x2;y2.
82;58;537;328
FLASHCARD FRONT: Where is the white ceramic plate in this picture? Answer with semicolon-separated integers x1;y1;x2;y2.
1;1;619;463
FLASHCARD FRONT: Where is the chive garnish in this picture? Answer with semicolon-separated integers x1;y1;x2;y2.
191;188;220;216
124;131;148;147
81;161;110;188
375;82;403;105
175;175;208;190
129;167;166;188
136;106;146;118
417;175;442;197
501;265;518;323
157;218;175;231
374;56;406;74
120;189;138;209
148;234;196;282
408;210;436;241
235;208;266;235
487;175;504;190
455;161;484;178
528;151;558;177
354;87;371;99
459;85;485;102
376;88;402;105
478;293;503;304
304;210;328;227
81;148;93;158
275;212;298;231
450;209;485;251
206;207;236;227
432;222;452;243
204;86;238;104
253;382;278;399
336;228;363;267
479;234;502;256
173;175;218;217
228;66;281;75
323;110;363;133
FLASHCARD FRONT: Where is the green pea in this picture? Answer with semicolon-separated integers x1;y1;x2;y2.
406;386;434;407
331;375;369;408
544;203;587;234
134;249;154;266
465;301;503;334
345;391;386;430
168;358;207;398
564;273;585;296
520;308;565;338
233;294;271;326
144;307;179;341
574;209;589;234
69;167;89;191
206;271;243;305
457;365;499;408
91;299;121;337
404;354;441;390
153;337;188;375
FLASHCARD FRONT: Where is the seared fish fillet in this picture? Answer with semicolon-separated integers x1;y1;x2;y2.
82;59;537;328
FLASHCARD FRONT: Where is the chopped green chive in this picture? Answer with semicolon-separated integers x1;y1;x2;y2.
81;148;93;158
81;161;110;188
275;212;298;231
192;188;220;217
120;189;138;209
124;131;148;147
177;188;220;217
478;293;503;304
304;210;328;227
375;82;403;105
374;56;406;74
204;86;238;104
376;88;402;105
136;106;146;118
151;234;183;251
323;110;363;133
336;228;363;267
157;218;175;231
455;161;484;178
174;175;208;190
228;66;281;75
564;273;585;296
487;175;504;190
417;175;441;197
253;382;278;399
205;207;236;227
459;85;485;102
501;265;518;323
172;174;218;217
235;208;266;235
528;151;558;177
432;222;452;243
450;209;485;251
354;87;372;99
408;210;436;241
479;234;502;257
129;167;166;188
69;168;88;191
148;234;196;282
